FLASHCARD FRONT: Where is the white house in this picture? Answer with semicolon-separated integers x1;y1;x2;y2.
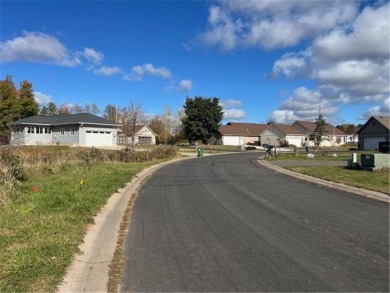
218;122;269;146
10;113;121;147
292;120;347;147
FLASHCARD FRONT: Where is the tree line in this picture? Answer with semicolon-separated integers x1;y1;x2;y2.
0;76;225;145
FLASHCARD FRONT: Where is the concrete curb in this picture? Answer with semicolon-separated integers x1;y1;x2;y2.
57;156;195;293
258;159;389;203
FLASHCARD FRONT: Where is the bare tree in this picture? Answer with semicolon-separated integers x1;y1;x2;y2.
122;99;146;151
71;103;83;114
84;102;100;115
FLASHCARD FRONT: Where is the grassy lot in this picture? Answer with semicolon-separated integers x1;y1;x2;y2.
0;146;176;292
267;149;378;161
265;148;389;195
286;166;390;195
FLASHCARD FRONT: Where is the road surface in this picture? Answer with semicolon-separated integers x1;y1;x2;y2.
121;153;389;292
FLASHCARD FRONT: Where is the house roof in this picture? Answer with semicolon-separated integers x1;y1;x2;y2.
357;116;390;134
272;124;305;135
294;120;346;135
218;122;269;136
121;124;157;136
372;116;390;129
11;113;120;127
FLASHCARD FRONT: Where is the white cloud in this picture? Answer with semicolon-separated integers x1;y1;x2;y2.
81;48;104;64
124;63;172;81
269;110;298;124
311;3;390;62
0;31;81;66
269;87;338;123
360;98;390;120
33;91;52;104
94;66;122;76
177;80;192;92
223;109;246;120
221;99;246;119
272;51;310;78
193;0;357;51
270;2;389;121
220;99;241;109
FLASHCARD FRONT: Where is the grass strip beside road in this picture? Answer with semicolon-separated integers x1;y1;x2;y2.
285;166;390;195
266;151;374;161
0;160;165;292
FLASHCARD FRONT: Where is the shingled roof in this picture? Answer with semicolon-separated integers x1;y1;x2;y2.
294;120;346;135
218;122;269;136
372;116;390;129
357;116;390;134
272;124;305;135
11;113;120;126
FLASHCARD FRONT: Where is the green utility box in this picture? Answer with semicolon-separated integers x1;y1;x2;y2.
361;153;390;170
197;147;203;158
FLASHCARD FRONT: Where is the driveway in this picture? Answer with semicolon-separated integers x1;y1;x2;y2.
121;152;389;292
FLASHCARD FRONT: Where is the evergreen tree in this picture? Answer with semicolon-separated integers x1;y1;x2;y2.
48;102;58;115
18;80;39;119
40;105;49;115
182;96;223;145
0;75;18;135
312;114;327;152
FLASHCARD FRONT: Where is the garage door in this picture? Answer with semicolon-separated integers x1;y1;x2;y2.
364;137;385;150
223;136;242;146
138;136;152;144
286;137;303;147
85;131;112;146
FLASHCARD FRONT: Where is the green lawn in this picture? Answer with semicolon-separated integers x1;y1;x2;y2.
286;166;390;195
267;150;378;161
0;159;167;292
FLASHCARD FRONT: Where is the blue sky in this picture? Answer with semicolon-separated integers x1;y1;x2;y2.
1;0;389;125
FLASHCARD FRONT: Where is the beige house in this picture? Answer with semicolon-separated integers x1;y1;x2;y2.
118;125;156;145
357;116;389;150
218;122;269;146
261;124;306;147
292;120;347;147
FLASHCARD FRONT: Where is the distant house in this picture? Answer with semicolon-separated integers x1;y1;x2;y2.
357;116;390;150
292;120;347;147
261;124;306;147
217;122;269;146
10;113;121;147
118;125;156;145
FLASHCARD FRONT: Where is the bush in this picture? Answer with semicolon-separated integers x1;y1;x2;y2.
279;139;290;147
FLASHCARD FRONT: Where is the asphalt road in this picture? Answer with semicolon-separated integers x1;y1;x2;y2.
121;153;389;292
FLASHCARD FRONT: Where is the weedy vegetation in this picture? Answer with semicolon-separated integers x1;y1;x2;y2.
0;145;177;292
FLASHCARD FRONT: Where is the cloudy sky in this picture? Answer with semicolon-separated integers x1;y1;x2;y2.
1;0;389;125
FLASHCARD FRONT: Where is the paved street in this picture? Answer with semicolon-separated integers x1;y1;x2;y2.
121;153;389;292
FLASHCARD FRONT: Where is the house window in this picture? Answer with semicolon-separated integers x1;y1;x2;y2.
13;127;24;134
60;128;65;136
70;128;75;136
45;127;52;134
38;127;44;134
27;126;35;134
